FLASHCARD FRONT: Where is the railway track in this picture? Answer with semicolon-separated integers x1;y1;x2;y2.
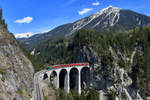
34;72;44;100
36;76;41;100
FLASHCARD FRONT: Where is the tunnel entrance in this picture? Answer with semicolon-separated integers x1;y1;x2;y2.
59;69;68;90
50;71;57;87
70;68;79;93
81;67;90;89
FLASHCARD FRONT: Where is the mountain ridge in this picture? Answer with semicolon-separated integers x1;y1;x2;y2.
17;6;150;50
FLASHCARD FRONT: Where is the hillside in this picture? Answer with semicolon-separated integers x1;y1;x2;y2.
0;9;34;99
34;27;150;99
18;6;150;50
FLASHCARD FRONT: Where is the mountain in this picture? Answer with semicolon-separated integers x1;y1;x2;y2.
18;6;150;50
15;32;34;39
0;9;34;99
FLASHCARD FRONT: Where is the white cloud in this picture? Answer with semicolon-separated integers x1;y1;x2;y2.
92;2;100;6
15;17;33;23
78;8;93;15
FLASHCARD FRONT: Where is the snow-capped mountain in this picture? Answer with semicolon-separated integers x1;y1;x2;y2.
18;6;150;49
71;6;121;33
15;32;34;39
70;5;150;32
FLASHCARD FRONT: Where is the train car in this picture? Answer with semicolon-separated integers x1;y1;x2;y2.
46;65;53;70
46;63;89;70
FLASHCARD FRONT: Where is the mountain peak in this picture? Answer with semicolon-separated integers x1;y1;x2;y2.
95;6;121;16
97;5;121;14
106;5;121;9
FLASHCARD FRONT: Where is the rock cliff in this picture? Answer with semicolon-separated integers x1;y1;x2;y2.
0;9;34;100
71;45;144;99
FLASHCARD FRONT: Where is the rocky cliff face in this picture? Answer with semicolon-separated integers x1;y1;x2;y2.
0;10;34;100
71;45;145;99
68;46;131;99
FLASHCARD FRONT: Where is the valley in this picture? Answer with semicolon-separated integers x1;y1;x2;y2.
0;4;150;100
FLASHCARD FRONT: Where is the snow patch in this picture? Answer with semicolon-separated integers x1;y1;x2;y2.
110;12;120;26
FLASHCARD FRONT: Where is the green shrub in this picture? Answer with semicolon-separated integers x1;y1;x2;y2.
55;88;99;100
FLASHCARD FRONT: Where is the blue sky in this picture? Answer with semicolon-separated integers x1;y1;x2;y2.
0;0;150;34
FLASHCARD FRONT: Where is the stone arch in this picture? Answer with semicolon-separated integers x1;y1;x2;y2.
50;71;57;87
59;69;68;90
43;73;48;80
69;67;79;93
81;67;90;89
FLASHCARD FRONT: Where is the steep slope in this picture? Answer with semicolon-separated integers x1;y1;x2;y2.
0;9;34;99
18;6;150;50
71;6;121;32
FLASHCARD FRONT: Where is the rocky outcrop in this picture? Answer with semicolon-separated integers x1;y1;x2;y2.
0;10;34;100
71;46;100;66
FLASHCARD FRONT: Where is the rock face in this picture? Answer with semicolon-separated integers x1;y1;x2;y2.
71;46;143;100
0;10;34;100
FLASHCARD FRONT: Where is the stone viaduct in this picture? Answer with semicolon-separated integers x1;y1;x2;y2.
41;63;90;94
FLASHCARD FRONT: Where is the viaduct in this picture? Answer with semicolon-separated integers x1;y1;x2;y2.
41;63;90;94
